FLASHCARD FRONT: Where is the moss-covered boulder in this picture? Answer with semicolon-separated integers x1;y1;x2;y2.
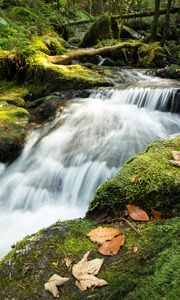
88;137;180;219
0;217;179;300
0;82;29;163
80;14;113;47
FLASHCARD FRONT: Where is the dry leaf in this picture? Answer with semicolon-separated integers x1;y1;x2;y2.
169;151;180;167
44;274;69;298
72;251;108;291
172;151;180;161
126;204;149;221
169;160;180;167
87;226;121;244
151;208;162;220
98;235;125;256
65;257;73;270
131;245;138;253
131;175;137;183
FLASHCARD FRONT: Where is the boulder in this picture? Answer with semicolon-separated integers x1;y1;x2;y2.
88;137;180;219
0;217;179;300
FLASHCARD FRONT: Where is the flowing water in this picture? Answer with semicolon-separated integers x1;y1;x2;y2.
0;70;180;258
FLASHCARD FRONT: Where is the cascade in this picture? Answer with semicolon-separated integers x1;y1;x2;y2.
0;70;180;258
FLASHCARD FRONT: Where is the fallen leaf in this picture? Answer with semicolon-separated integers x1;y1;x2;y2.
169;160;180;167
98;235;125;256
172;151;180;161
65;257;73;270
131;175;137;183
151;208;162;220
131;245;138;253
169;151;180;167
72;251;108;291
126;204;149;221
87;226;121;244
44;274;69;298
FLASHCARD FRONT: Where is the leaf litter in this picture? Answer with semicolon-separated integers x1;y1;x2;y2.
72;251;108;291
44;274;69;298
126;204;149;221
87;226;121;244
169;150;180;167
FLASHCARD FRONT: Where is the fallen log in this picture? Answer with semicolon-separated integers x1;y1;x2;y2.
49;41;142;65
113;6;180;20
63;7;180;27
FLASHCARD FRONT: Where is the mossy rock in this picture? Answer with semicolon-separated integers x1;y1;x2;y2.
25;51;110;95
80;14;113;47
0;82;29;162
88;137;180;219
0;217;179;299
0;81;28;107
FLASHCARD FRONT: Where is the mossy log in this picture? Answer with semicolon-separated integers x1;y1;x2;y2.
49;41;142;65
63;7;180;27
88;137;180;219
0;217;179;299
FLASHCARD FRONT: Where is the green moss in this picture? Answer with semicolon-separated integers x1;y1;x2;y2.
98;217;180;300
80;14;113;47
0;81;28;107
0;103;29;122
138;42;165;67
0;217;179;300
88;137;180;217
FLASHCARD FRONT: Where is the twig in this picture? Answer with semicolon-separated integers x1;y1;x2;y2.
115;217;141;235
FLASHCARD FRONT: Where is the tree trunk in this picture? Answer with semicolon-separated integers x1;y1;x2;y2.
87;0;92;15
96;0;104;15
161;0;172;45
49;41;142;65
151;0;161;40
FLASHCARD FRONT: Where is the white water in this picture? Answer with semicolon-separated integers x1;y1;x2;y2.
0;71;180;258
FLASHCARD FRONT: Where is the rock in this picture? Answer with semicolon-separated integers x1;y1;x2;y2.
100;57;115;67
0;217;179;300
0;103;29;163
88;137;180;219
155;66;180;80
80;15;113;47
81;55;103;65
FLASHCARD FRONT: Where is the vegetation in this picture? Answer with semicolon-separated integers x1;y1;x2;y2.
88;136;180;218
0;217;179;299
0;1;179;298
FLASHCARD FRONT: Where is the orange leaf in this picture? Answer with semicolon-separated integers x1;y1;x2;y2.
151;209;162;220
126;204;149;221
87;227;121;244
98;235;125;256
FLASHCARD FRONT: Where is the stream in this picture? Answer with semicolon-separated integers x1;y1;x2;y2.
0;70;180;258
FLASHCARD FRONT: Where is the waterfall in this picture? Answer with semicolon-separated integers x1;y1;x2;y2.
0;71;180;258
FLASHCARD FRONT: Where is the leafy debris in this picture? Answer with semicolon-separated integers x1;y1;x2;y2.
169;150;180;167
87;226;121;244
44;274;69;298
98;235;125;256
126;204;149;221
72;251;108;291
